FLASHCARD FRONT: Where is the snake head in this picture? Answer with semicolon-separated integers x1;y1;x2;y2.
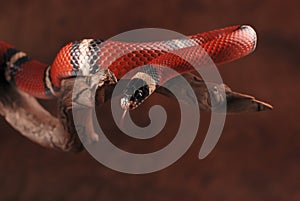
120;70;157;110
120;79;151;110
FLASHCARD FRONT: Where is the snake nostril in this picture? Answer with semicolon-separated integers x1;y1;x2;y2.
120;97;130;110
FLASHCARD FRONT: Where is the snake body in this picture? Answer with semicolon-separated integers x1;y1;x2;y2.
0;25;256;107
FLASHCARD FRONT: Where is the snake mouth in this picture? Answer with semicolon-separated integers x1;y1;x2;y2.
120;96;139;110
120;96;142;110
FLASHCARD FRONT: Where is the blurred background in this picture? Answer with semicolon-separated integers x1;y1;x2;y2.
0;0;299;200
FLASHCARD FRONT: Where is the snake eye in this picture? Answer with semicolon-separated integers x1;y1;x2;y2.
130;86;149;103
135;90;143;99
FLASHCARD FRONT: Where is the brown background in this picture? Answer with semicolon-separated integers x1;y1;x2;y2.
0;0;299;200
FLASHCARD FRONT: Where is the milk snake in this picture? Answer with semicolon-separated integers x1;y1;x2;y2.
0;25;256;110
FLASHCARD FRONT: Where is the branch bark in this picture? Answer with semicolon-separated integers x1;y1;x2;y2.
0;70;272;151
